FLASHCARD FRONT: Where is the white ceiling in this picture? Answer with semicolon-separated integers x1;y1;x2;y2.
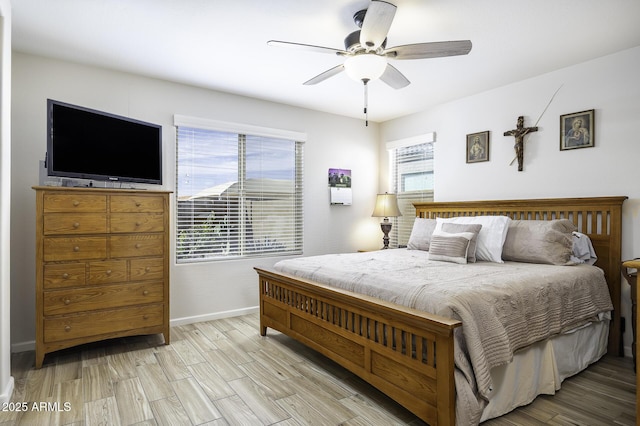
11;0;640;123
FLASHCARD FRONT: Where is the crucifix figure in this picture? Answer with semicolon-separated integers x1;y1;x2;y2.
504;116;538;171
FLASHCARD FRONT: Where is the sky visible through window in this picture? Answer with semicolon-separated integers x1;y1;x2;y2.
177;129;296;197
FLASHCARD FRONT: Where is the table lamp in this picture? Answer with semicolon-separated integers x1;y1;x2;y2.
371;192;402;249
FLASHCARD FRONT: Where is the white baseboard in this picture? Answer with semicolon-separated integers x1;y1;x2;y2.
0;376;14;404
10;307;260;354
12;340;35;353
170;306;259;327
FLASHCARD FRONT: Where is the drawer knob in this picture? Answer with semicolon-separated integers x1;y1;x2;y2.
135;244;141;249
62;273;69;279
64;299;71;305
143;290;149;296
73;222;80;229
106;270;112;275
135;222;142;227
72;201;80;207
73;246;80;252
135;202;142;207
142;315;149;320
145;267;151;272
64;325;71;332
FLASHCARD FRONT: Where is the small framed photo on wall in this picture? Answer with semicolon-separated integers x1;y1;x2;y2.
560;109;594;150
466;131;489;163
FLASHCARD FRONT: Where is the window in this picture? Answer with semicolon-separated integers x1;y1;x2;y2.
388;136;435;247
175;117;304;263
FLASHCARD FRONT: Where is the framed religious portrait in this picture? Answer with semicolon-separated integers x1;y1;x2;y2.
560;109;594;150
466;131;490;163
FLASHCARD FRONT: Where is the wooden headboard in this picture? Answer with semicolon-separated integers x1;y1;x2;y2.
413;196;628;355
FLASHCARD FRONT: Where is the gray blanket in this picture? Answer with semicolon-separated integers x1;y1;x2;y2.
274;249;613;425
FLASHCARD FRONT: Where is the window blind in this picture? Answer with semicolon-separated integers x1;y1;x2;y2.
176;125;303;262
389;141;434;247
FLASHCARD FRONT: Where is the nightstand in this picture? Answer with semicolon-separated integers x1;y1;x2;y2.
622;259;639;370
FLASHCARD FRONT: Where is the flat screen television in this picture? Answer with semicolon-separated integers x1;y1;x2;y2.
47;99;163;185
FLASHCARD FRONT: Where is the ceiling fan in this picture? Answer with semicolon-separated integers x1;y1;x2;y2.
268;1;472;123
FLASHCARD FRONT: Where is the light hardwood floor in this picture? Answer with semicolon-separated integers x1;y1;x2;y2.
1;313;636;425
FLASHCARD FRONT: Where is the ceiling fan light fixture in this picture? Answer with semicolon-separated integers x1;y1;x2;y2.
344;54;387;82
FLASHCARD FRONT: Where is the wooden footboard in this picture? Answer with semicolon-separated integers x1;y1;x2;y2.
256;267;461;426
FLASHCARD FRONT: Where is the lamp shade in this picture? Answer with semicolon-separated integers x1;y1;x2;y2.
344;53;387;82
371;193;402;218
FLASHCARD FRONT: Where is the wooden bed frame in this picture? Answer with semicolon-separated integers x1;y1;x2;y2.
255;196;627;426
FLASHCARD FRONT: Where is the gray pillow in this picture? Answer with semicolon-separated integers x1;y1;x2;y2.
407;218;437;251
428;231;475;264
441;223;482;263
502;219;576;265
436;216;511;263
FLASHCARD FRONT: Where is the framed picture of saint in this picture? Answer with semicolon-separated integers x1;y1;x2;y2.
466;131;489;163
560;109;594;150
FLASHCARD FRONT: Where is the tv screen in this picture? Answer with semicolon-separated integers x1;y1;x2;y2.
47;99;162;185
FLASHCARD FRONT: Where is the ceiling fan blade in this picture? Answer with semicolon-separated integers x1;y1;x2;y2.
385;40;472;60
360;1;397;51
380;64;410;89
267;40;348;56
303;64;345;85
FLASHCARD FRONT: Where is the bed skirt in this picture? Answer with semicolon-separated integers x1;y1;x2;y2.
480;318;609;422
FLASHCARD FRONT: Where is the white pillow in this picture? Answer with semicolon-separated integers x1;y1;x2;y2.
436;216;511;263
571;231;598;265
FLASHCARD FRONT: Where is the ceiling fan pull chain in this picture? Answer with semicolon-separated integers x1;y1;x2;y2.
363;78;370;126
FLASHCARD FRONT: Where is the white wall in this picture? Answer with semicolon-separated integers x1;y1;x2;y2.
11;46;639;356
0;0;13;404
381;46;640;356
10;53;382;349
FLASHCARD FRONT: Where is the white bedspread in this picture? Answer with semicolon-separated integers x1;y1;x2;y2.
274;249;613;425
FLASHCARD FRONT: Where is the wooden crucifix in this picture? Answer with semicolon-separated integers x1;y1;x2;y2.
504;116;538;172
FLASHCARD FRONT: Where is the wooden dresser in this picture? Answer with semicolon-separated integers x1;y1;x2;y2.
33;186;171;368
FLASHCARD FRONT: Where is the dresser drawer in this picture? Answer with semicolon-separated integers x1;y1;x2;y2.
44;263;86;289
111;195;164;213
43;193;107;213
43;237;107;262
110;234;164;258
43;213;107;235
43;281;164;316
88;260;127;284
130;258;165;281
43;304;164;343
110;213;164;233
